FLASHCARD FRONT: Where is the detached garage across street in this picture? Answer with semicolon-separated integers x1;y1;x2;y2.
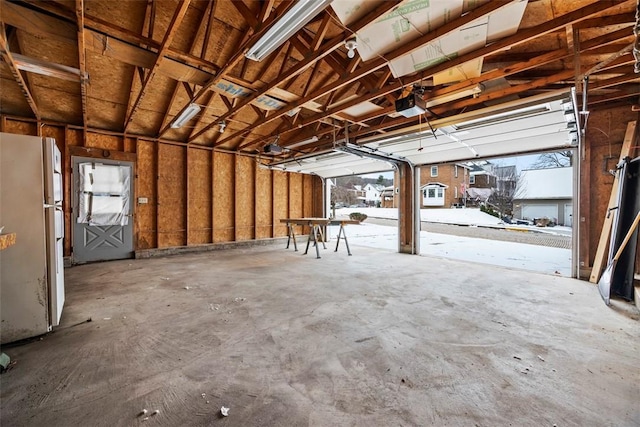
514;167;574;226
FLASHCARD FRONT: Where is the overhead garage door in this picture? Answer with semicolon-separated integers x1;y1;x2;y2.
522;204;558;221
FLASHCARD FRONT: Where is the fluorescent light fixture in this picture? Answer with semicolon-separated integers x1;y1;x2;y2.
287;135;318;149
245;0;332;62
170;103;201;129
425;85;483;108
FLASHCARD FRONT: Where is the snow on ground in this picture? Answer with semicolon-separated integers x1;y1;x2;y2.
327;222;572;277
337;207;501;225
335;207;572;235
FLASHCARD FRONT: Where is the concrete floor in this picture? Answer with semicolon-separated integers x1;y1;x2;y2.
1;244;639;426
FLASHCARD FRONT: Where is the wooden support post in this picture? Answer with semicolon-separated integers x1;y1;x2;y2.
589;121;637;282
155;142;160;248
185;145;189;246
211;150;216;243
271;170;276;238
398;162;415;254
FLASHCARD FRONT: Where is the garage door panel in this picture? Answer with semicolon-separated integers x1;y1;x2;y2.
522;204;558;220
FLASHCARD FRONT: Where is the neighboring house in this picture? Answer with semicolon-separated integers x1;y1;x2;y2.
513;167;573;226
363;183;383;206
466;161;497;189
419;163;470;208
380;185;396;208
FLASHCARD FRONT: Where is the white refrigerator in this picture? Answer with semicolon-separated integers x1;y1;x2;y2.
0;132;65;344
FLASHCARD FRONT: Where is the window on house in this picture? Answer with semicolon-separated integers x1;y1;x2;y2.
437;188;443;198
454;165;458;178
431;166;438;177
469;175;475;184
454;186;458;199
428;188;436;198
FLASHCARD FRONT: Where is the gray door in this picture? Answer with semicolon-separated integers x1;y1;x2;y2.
72;157;134;263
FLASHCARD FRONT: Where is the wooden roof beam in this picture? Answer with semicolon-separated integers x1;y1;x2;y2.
124;0;191;131
574;11;636;29
591;73;640;90
0;24;39;119
188;0;403;142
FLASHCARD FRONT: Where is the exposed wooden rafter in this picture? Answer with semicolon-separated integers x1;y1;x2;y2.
124;0;191;131
234;0;633;151
0;23;40;119
189;0;403;142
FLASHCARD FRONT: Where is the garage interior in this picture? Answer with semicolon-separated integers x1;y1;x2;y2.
1;0;639;425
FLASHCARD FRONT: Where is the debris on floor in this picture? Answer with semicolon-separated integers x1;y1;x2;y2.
184;286;190;290
538;355;545;362
220;406;230;417
138;409;148;417
234;297;246;302
0;353;11;372
161;277;170;280
151;410;160;416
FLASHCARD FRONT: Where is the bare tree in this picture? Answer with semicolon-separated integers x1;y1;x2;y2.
489;164;519;217
531;150;573;168
331;186;357;206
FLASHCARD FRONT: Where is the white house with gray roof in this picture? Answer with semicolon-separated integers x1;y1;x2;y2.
513;167;573;226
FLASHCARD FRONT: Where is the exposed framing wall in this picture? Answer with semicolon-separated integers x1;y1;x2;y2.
0;116;323;258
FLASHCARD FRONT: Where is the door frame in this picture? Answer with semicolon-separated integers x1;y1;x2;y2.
71;156;135;263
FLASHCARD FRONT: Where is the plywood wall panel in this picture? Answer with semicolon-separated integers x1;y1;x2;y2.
66;128;83;147
255;164;272;239
188;148;212;245
303;174;314;218
289;173;304;234
213;152;234;242
136;140;157;249
85;133;121;151
4;120;37;135
158;143;186;247
235;155;254;241
273;171;289;237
